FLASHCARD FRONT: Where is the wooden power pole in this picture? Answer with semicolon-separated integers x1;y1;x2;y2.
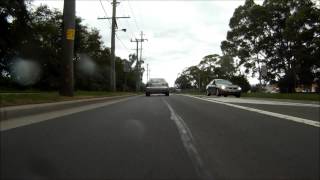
98;0;129;91
60;0;75;96
131;38;140;91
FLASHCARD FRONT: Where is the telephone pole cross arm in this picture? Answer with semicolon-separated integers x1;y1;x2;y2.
130;31;148;91
98;0;129;91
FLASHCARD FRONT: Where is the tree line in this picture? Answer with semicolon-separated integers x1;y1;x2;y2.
175;0;320;93
0;1;143;91
175;54;251;92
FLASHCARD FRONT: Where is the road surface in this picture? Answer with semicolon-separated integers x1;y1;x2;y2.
1;94;319;179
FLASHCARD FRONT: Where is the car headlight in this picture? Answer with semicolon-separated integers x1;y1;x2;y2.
221;85;226;90
238;87;242;90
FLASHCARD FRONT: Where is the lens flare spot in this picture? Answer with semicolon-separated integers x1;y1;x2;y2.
77;54;96;76
10;58;41;86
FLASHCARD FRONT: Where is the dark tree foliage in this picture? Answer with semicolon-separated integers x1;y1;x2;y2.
175;54;249;92
221;0;320;92
175;74;192;89
278;70;296;93
0;2;142;91
0;0;32;89
230;75;251;93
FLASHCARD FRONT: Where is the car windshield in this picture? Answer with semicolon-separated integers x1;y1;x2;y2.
1;0;319;179
216;80;233;85
149;78;166;84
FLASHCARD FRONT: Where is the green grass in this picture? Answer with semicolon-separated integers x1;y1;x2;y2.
0;91;137;107
242;92;320;101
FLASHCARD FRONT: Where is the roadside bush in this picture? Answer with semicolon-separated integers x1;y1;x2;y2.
278;72;296;93
230;75;251;93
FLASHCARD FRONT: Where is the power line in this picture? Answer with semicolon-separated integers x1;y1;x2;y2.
117;4;135;41
121;6;137;40
98;0;112;26
99;0;130;54
113;5;130;53
125;0;143;57
116;34;130;53
127;0;140;31
98;0;130;91
100;0;140;54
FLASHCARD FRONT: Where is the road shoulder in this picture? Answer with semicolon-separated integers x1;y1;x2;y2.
0;95;138;131
180;94;320;127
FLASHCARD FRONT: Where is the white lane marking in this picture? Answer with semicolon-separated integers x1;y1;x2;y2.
205;97;320;107
181;94;320;128
0;95;136;111
0;97;137;131
163;99;211;180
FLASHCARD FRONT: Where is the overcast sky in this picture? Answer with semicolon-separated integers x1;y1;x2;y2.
32;0;261;86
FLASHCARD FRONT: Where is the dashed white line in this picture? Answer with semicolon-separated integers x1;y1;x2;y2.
163;99;212;180
181;94;320;128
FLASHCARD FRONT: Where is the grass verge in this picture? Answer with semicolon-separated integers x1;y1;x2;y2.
0;91;137;107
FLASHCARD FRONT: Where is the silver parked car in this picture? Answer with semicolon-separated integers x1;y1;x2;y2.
206;79;241;97
145;78;169;96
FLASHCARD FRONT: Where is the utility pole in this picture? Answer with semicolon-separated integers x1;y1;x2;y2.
131;38;139;91
130;38;139;65
146;64;149;82
146;64;151;82
110;0;117;91
130;32;147;91
60;0;75;96
139;31;147;63
138;31;147;90
199;72;201;92
98;1;129;92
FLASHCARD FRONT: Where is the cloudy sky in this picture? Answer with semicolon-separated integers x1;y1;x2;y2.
32;0;261;86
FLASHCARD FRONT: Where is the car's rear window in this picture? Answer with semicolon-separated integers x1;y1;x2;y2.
149;79;166;83
216;80;233;85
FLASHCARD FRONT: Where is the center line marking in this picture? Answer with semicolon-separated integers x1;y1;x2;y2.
180;94;320;128
163;99;212;180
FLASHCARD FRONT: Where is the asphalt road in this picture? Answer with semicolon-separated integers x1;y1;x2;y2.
1;94;319;179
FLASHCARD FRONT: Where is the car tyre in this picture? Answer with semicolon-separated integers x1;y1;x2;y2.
165;92;169;96
216;89;221;96
146;92;150;96
206;91;211;96
224;95;228;97
235;94;241;98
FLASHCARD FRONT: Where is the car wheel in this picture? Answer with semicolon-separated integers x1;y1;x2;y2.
235;94;241;98
216;89;221;96
206;91;211;96
165;92;169;96
146;92;150;96
224;95;228;97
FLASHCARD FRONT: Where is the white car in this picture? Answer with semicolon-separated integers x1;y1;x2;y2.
206;79;241;97
145;78;169;96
